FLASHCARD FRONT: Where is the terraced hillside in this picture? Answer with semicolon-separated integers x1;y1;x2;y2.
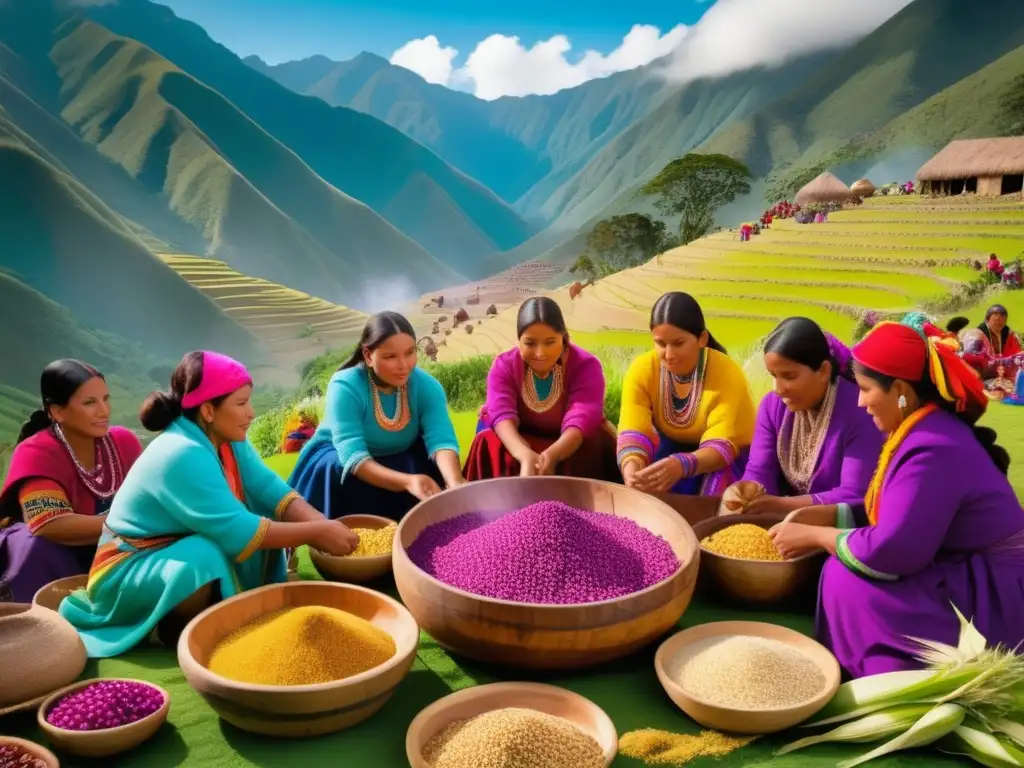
159;254;367;379
434;196;1024;362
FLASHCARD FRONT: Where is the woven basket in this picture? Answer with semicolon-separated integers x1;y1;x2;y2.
0;602;87;713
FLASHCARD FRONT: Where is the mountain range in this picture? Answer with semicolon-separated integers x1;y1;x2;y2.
0;0;1022;442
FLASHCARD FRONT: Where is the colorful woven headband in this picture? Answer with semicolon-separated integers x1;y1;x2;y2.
181;351;253;409
852;318;985;414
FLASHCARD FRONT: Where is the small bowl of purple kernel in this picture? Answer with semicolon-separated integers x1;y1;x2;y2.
0;737;59;768
37;678;170;758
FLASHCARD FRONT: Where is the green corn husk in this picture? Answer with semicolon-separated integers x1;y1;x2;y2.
777;704;936;755
834;703;967;768
937;716;1024;767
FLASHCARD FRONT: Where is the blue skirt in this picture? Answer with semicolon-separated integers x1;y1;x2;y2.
288;437;443;521
654;434;749;496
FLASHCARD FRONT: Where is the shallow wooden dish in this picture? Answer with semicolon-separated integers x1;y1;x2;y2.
32;574;89;612
37;678;169;758
405;682;617;768
393;476;700;670
692;514;825;606
654;621;841;734
177;581;419;737
309;514;396;583
0;736;60;767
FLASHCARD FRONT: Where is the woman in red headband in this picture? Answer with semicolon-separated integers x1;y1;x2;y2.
59;351;360;658
769;315;1024;678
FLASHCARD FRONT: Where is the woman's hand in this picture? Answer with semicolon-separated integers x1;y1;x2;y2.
446;476;469;489
745;494;792;517
622;461;641;489
311;520;361;557
517;449;542;477
535;449;558;476
634;456;684;493
769;521;825;559
406;474;442;500
719;481;765;515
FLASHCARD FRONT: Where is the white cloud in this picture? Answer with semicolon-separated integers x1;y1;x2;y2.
657;0;916;83
389;35;458;86
390;24;688;100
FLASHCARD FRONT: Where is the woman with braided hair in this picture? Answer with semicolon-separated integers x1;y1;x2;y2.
768;314;1024;678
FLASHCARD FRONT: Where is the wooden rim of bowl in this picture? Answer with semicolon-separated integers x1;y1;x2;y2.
0;693;48;717
37;678;170;735
405;681;618;765
694;514;824;564
0;736;60;766
394;476;698;609
32;575;89;607
177;581;419;694
654;621;841;714
312;515;397;561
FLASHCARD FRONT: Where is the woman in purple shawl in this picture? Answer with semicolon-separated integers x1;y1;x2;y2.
723;318;883;516
769;316;1024;678
463;297;618;481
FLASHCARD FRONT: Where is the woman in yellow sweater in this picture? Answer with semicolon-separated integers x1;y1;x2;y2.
617;292;757;496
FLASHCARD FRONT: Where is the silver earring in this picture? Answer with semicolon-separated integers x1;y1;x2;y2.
897;395;907;411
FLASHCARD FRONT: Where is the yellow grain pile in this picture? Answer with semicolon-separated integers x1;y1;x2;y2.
618;728;755;765
207;605;396;685
423;707;605;768
344;524;397;557
674;635;826;709
700;523;783;561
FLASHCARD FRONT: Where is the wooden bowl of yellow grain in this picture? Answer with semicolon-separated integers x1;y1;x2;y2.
32;574;89;612
309;514;396;583
0;736;60;768
37;679;170;758
405;682;618;768
177;581;419;737
654;621;840;734
692;514;825;606
393;476;701;670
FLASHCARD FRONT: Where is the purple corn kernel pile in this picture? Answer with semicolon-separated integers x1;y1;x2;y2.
46;680;164;731
407;500;680;603
0;743;47;768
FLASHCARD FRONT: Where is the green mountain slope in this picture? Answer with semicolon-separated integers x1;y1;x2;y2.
544;0;1024;234
246;51;679;210
82;0;536;272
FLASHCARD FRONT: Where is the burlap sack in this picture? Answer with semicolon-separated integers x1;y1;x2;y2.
717;480;765;516
0;602;87;710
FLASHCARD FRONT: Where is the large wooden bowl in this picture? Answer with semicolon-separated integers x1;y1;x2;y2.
0;736;60;767
32;574;89;612
309;514;396;583
692;514;825;606
393;476;700;670
405;682;617;768
177;581;418;737
654;621;841;734
37;679;169;758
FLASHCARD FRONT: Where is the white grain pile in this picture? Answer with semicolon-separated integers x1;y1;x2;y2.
422;707;605;768
674;635;826;709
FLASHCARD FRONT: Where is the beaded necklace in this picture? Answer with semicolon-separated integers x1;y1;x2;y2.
522;363;564;413
367;368;411;432
776;381;838;495
52;423;124;500
865;403;939;525
659;348;707;429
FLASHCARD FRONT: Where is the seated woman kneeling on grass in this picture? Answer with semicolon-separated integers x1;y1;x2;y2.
60;351;359;658
289;311;466;521
616;291;756;497
769;315;1024;679
0;360;142;603
721;317;882;516
463;297;619;481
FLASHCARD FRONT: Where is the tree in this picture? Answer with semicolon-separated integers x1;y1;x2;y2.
637;153;753;245
571;213;670;280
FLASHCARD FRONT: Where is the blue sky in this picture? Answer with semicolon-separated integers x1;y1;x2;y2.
159;0;707;65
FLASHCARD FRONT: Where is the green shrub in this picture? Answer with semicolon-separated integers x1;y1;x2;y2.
423;356;490;412
249;404;289;458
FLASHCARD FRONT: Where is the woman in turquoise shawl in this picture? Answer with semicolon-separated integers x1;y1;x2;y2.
60;351;360;658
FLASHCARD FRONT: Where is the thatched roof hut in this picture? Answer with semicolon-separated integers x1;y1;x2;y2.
851;179;876;198
917;137;1024;197
795;172;860;205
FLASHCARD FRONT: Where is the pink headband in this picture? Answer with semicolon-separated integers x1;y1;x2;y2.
181;351;253;409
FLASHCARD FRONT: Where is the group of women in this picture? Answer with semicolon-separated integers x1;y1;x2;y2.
0;291;1021;682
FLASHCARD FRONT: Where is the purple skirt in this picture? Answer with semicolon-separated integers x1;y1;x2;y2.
0;523;96;603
